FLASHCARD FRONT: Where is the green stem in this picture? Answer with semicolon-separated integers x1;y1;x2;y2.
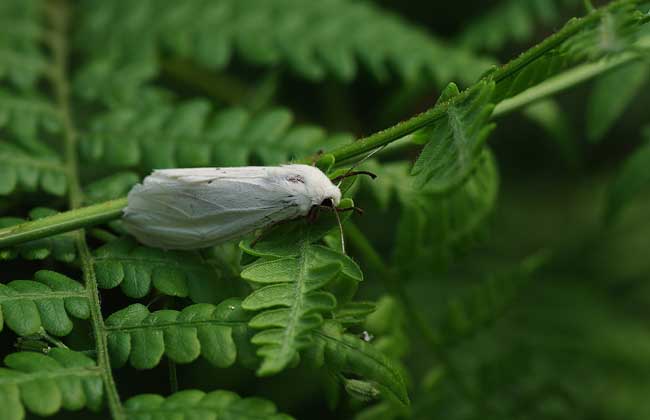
316;0;633;164
493;52;643;117
0;198;127;248
47;1;124;418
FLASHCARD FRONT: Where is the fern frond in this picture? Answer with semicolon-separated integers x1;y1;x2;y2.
124;389;293;420
76;0;492;87
0;208;76;262
457;0;580;51
239;198;362;376
105;299;249;370
0;349;103;420
492;0;649;102
0;0;47;90
0;141;66;196
0;270;89;336
83;172;139;204
80;98;352;169
604;128;650;224
93;237;231;302
366;148;499;267
586;60;649;143
364;296;408;360
410;81;496;191
0;91;61;143
313;321;409;406
433;253;547;347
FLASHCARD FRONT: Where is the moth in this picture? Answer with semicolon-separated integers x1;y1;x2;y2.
122;164;369;250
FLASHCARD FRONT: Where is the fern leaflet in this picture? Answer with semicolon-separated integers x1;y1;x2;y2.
0;270;89;336
239;198;362;376
124;389;293;420
0;349;103;419
93;237;233;302
105;299;251;370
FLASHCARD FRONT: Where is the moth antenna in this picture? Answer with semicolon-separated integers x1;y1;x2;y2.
335;144;388;188
333;206;346;254
331;171;377;184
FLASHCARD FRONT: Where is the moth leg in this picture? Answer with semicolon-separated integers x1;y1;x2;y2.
307;205;321;223
335;206;364;215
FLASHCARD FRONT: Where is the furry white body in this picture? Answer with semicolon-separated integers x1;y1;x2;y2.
122;165;341;250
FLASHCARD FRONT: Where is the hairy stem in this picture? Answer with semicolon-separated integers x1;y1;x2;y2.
47;1;124;418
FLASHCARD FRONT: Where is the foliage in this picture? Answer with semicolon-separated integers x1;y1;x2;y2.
0;0;649;419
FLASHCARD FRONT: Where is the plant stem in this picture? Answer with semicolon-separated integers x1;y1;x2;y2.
319;0;633;164
493;52;643;117
0;198;127;248
47;1;124;418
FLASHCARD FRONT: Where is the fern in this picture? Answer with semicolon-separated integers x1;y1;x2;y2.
105;299;250;370
80;97;353;170
0;208;76;261
239;199;363;376
0;270;89;336
491;0;650;102
0;0;47;90
604;127;650;224
432;253;547;347
0;141;66;196
75;0;492;88
0;91;61;145
586;60;649;142
0;349;103;419
93;237;232;302
312;321;409;406
123;389;293;420
458;0;581;51
365;148;499;268
1;0;650;418
410;81;496;191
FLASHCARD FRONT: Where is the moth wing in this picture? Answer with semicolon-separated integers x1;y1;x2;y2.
122;167;302;249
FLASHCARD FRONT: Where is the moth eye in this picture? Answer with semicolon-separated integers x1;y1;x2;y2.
321;198;334;207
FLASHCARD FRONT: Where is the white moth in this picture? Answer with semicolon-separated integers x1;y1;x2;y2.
122;164;342;250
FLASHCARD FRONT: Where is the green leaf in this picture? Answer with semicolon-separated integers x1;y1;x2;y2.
238;197;362;375
84;172;139;204
458;0;580;51
410;81;496;191
124;389;293;420
105;299;248;369
0;141;66;196
0;0;47;90
604;131;650;224
80;98;352;169
0;208;77;262
0;270;89;336
433;253;547;347
93;237;230;302
0;349;102;419
76;0;492;88
491;1;650;102
314;322;410;406
586;61;649;143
